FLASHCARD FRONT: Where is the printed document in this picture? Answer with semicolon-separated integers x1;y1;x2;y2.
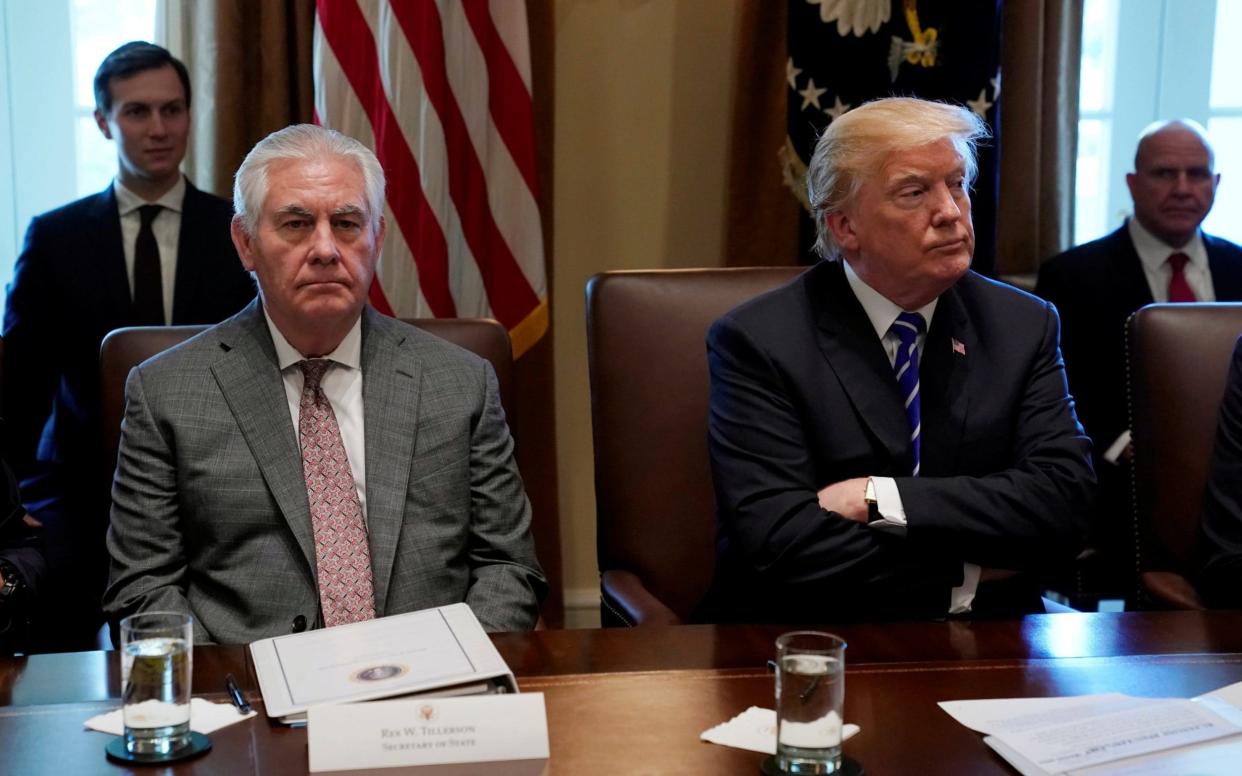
941;685;1242;776
250;604;516;723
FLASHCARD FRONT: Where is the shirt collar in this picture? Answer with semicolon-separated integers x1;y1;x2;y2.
841;258;938;340
1127;216;1208;273
264;309;363;372
113;175;187;216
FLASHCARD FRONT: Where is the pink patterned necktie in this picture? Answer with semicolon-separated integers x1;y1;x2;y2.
298;359;375;627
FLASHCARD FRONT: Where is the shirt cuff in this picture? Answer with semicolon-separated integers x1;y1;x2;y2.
1103;430;1131;465
867;476;907;533
866;478;978;614
949;563;982;614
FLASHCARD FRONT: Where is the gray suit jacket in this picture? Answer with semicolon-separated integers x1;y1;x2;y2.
103;301;546;644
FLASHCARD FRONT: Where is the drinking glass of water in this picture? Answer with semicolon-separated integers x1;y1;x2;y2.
119;612;193;756
774;631;847;774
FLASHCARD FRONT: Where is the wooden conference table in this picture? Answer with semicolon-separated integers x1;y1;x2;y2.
4;611;1242;774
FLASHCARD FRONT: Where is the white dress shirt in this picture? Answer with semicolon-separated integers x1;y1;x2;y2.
841;259;980;613
265;312;368;523
114;175;186;324
1127;217;1215;302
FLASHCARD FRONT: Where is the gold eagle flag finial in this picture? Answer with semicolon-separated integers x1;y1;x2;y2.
888;0;939;82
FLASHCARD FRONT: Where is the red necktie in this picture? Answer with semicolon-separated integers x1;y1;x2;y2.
1167;252;1197;303
299;359;376;627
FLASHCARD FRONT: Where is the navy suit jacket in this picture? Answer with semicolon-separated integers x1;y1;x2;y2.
2;182;255;564
700;261;1094;623
1036;225;1242;450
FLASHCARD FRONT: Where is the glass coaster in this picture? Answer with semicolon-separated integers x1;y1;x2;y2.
760;754;864;776
106;732;212;764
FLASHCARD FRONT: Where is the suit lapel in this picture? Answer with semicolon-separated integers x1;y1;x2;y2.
359;308;421;614
88;187;135;324
171;183;208;323
1111;226;1156;311
209;301;319;572
1206;234;1242;299
919;283;973;475
810;262;911;469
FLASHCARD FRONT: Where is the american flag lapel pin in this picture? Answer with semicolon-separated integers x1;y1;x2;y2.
951;338;966;356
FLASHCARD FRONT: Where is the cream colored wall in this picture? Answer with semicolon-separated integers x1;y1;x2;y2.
552;0;744;618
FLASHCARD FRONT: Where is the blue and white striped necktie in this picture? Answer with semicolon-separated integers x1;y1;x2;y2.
890;312;926;476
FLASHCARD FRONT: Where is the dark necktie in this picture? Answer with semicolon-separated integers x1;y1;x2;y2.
299;359;376;627
132;204;165;325
890;312;926;476
1167;252;1196;303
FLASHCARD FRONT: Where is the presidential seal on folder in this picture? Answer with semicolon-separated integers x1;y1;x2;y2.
249;603;518;725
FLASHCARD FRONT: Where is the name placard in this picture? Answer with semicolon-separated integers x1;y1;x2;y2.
307;693;548;774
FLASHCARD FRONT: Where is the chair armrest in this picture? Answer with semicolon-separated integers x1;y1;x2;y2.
1140;571;1207;610
600;569;683;627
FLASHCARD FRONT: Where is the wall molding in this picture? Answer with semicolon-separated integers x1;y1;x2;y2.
562;586;601;629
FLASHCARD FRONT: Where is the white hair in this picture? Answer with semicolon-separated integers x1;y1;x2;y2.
806;97;990;258
233;123;386;235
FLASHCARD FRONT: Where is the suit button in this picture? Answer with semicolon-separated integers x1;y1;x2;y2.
292;615;307;632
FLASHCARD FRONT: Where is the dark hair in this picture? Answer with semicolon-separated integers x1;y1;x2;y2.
93;41;191;114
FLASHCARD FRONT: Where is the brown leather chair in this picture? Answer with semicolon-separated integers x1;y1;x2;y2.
99;316;514;504
586;267;803;626
99;326;209;483
1128;303;1242;609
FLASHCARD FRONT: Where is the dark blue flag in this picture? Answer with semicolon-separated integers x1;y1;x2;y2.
784;0;1003;275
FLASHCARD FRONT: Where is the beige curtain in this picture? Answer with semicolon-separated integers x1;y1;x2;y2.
174;0;316;198
996;0;1083;284
722;0;799;268
519;0;564;627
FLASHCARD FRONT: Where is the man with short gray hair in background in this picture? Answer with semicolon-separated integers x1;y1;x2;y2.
700;97;1094;624
104;124;545;643
1037;120;1242;600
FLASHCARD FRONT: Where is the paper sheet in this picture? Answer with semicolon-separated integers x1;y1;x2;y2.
274;610;475;707
994;697;1241;772
940;694;1133;735
941;686;1242;775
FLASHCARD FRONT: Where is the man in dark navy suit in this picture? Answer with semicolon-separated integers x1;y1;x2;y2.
2;41;254;650
1037;120;1242;600
701;98;1093;624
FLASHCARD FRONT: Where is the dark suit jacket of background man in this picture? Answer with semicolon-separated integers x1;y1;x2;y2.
104;302;546;644
1036;225;1242;463
2;181;255;647
1035;225;1242;598
700;260;1094;623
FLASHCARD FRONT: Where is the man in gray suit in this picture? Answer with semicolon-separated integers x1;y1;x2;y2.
103;124;546;644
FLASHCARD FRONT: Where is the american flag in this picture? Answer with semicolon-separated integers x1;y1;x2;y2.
313;0;547;356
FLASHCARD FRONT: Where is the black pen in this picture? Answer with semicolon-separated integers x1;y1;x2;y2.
225;672;253;714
